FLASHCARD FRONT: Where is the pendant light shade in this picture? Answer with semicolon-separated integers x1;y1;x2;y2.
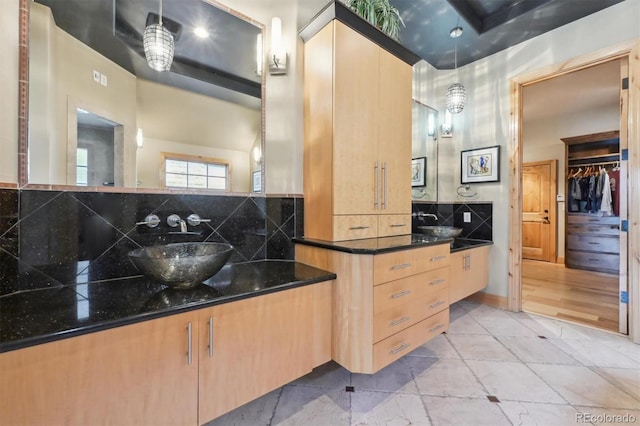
143;0;174;72
446;24;466;114
446;82;467;114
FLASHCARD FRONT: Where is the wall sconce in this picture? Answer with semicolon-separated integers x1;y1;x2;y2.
427;112;435;137
441;109;453;138
269;17;287;75
136;128;144;148
252;146;262;163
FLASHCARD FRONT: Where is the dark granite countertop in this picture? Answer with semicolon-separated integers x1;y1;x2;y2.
0;260;336;353
449;238;494;253
293;234;454;254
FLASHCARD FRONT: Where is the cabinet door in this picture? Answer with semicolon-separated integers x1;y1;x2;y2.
198;287;313;423
0;312;199;426
378;48;412;215
333;21;380;215
450;246;490;303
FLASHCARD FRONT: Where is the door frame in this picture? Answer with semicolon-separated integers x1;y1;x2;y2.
522;160;557;263
508;40;640;343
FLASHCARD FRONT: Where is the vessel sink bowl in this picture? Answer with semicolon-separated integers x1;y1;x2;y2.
128;242;234;289
415;226;463;239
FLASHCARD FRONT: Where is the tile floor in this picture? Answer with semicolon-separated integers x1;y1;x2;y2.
206;301;640;426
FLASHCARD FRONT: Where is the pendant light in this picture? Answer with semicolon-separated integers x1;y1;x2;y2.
143;0;174;72
445;25;466;114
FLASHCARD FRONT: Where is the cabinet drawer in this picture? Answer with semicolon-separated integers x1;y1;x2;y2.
566;250;619;272
567;224;619;236
567;215;619;225
378;214;412;237
373;268;449;315
373;244;449;285
567;234;619;254
372;308;449;373
333;215;378;241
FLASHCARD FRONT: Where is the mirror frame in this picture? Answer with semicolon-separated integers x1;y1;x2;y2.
411;99;438;202
17;0;266;195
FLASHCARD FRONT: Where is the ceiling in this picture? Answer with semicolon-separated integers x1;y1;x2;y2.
388;0;625;69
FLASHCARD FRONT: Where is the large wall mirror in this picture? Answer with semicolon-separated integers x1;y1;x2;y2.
411;101;438;202
23;0;265;193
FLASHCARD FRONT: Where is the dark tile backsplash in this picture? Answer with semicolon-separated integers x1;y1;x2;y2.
0;189;302;297
412;201;493;241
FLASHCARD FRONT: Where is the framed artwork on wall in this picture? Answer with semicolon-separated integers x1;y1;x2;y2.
461;145;500;183
411;157;426;187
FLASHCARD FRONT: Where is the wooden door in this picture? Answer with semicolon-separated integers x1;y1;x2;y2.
198;287;313;424
378;47;412;215
0;312;199;426
522;160;557;262
333;21;379;215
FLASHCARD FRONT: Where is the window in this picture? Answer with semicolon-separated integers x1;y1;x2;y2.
162;154;230;191
77;147;88;186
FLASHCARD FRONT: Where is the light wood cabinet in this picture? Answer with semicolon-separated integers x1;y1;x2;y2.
0;285;328;426
303;19;412;241
297;243;450;374
0;311;199;426
449;246;490;304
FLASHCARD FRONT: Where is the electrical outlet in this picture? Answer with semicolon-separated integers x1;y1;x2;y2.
92;70;100;83
100;74;108;86
463;212;471;223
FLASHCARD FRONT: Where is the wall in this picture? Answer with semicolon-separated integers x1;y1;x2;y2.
0;188;302;296
0;0;19;184
420;0;640;297
523;105;619;259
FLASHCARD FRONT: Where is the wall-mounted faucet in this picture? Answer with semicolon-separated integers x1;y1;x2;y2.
167;214;188;233
136;214;160;228
411;212;438;221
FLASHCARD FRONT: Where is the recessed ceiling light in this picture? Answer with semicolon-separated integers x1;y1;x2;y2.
193;26;209;38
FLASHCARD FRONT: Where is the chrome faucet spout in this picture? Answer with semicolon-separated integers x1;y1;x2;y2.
179;220;188;233
411;212;438;221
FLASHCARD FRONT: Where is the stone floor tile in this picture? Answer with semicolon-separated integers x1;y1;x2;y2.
407;357;487;398
528;363;640;409
591;366;640;401
548;338;640;369
447;334;518;362
574;406;640;425
290;361;352;389
271;386;350;426
351;357;418;394
495;335;580;365
407;334;460;359
351;391;431;426
498;401;582;425
421;395;511;426
446;314;489;335
204;388;281;426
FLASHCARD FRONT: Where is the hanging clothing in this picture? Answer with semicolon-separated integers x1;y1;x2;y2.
608;168;620;216
600;170;613;216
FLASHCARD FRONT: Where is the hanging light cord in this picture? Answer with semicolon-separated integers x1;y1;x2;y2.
454;17;458;70
159;0;163;26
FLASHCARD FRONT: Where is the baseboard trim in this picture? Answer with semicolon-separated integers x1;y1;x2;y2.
464;292;509;310
556;256;565;264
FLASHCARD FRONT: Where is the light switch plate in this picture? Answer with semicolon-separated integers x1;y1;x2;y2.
100;74;108;86
92;70;100;83
463;212;471;223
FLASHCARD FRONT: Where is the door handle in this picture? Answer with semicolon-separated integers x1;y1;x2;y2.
208;316;214;358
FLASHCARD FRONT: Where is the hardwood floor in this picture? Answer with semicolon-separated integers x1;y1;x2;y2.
522;259;619;333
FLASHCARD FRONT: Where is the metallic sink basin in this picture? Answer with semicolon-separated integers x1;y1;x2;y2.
128;242;234;290
415;225;463;238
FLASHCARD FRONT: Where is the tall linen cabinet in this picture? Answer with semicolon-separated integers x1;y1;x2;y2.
303;18;413;241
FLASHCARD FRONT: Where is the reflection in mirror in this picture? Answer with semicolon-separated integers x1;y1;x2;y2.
26;0;264;193
411;101;438;202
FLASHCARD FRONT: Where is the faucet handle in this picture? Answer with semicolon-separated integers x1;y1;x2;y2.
136;214;160;228
167;214;183;228
187;214;211;227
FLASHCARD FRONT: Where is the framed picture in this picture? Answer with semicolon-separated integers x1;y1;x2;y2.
252;170;261;192
411;157;426;187
461;145;500;183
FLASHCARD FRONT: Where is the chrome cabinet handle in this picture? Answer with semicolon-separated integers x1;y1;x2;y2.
588;242;600;245
390;342;410;354
374;161;380;209
430;255;447;262
429;300;446;309
467;255;472;270
429;279;446;286
391;263;412;270
391;290;411;299
349;226;370;230
382;162;387;209
208;316;214;358
187;322;193;366
390;224;406;227
429;323;445;333
390;316;410;327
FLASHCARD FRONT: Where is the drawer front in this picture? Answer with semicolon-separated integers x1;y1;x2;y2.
373;286;449;343
566;250;619;272
567;234;619;254
372;308;449;373
567;215;619;225
567;224;619;236
333;215;378;241
373;268;449;315
373;244;450;285
378;214;412;237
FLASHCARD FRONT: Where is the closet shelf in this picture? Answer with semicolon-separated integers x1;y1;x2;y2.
567;153;619;162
